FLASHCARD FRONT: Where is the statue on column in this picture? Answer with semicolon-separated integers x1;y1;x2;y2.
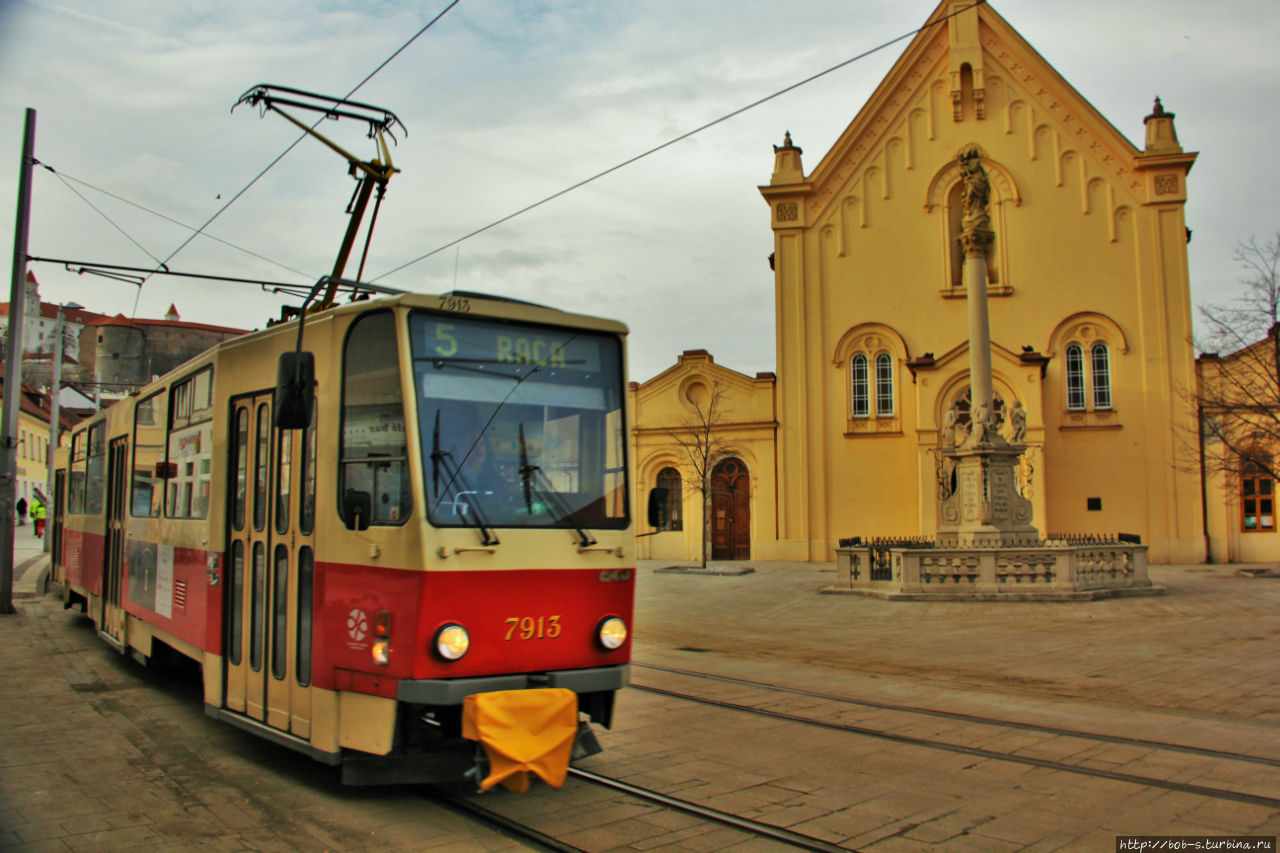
957;144;991;235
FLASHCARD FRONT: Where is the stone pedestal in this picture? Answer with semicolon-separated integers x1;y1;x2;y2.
937;441;1039;548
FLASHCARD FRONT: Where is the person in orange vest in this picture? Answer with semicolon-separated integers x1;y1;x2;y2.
30;497;46;537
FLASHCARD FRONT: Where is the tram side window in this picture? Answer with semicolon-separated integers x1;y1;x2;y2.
68;431;86;514
131;391;166;517
340;311;410;526
84;423;105;515
166;367;214;519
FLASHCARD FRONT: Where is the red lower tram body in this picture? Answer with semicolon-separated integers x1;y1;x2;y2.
59;525;634;786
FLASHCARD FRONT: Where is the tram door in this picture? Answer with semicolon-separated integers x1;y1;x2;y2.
225;395;272;719
100;437;129;642
224;393;315;736
265;409;315;737
52;469;66;581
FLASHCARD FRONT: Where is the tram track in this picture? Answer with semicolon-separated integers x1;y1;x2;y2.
634;662;1280;767
630;663;1280;811
424;770;855;852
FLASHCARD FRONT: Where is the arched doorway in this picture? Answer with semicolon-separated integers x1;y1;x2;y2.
711;458;750;560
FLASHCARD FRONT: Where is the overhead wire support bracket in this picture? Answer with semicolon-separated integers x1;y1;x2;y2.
233;84;407;307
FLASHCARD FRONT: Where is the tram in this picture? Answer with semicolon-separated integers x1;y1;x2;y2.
51;287;634;789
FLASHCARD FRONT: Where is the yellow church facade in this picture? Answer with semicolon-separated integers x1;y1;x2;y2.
633;0;1216;565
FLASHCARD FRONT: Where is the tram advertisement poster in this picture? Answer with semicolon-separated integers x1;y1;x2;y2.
127;540;175;618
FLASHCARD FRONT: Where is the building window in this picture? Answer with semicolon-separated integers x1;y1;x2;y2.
1065;344;1086;411
875;353;895;416
850;351;896;420
1064;340;1115;416
850;354;870;417
1091;343;1112;410
1241;463;1275;532
654;467;683;531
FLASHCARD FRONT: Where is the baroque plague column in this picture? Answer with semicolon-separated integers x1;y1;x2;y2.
937;145;1038;548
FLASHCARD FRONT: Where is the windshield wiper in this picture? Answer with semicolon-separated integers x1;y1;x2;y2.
431;410;499;546
518;423;596;548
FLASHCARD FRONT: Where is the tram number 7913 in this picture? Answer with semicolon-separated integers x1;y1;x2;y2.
504;615;563;641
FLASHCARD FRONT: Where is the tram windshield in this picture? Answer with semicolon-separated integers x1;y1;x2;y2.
410;312;628;532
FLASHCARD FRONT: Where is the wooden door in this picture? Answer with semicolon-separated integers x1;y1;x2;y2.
100;438;129;643
224;395;272;720
711;458;750;560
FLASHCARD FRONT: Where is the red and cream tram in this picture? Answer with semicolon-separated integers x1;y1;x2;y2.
53;288;634;789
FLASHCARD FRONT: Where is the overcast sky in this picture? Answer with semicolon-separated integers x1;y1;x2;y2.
1;0;1277;382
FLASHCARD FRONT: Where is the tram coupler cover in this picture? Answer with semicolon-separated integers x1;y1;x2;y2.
461;688;578;793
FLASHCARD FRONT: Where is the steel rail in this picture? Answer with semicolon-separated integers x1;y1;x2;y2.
566;768;853;852
421;787;586;853
634;662;1280;768
631;683;1280;811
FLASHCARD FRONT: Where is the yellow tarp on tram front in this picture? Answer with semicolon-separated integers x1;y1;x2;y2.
462;688;578;793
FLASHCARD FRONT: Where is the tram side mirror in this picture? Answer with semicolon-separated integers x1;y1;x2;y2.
344;490;372;531
274;351;315;430
647;487;668;529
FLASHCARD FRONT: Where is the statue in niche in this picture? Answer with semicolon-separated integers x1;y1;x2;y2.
957;144;991;234
1008;399;1027;444
941;403;959;448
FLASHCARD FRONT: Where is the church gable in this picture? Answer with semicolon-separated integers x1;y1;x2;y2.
792;0;1152;234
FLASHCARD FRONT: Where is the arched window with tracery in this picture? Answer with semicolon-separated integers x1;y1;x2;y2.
875;353;895;416
850;354;870;418
1065;344;1086;411
655;467;683;531
1091;343;1112;410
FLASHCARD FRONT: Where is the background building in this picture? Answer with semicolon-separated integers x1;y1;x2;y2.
634;0;1212;564
630;351;777;563
4;273;248;400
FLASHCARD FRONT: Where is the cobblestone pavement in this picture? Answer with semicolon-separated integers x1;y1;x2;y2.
3;549;1279;852
0;523;528;852
590;558;1280;851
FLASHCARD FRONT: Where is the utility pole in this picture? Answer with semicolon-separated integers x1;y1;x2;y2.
44;302;79;553
1;108;36;615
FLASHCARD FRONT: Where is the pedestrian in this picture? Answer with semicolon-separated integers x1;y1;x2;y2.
30;497;45;537
15;496;26;526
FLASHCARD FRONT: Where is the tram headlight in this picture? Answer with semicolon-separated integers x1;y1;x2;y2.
434;623;470;661
596;616;628;651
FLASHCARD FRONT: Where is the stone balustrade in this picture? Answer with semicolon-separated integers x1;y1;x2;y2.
830;541;1157;601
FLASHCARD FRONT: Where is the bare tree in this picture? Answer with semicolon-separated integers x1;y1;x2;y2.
1196;233;1280;485
666;381;736;568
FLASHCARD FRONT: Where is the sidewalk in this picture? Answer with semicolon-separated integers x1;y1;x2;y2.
0;541;527;852
10;521;50;600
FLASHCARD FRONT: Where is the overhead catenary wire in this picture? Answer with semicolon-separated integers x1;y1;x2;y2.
126;0;462;302
33;160;313;281
369;0;987;284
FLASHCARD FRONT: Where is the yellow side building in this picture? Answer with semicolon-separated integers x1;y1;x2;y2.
634;0;1224;565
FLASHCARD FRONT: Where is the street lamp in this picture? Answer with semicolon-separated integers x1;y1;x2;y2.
44;301;82;553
